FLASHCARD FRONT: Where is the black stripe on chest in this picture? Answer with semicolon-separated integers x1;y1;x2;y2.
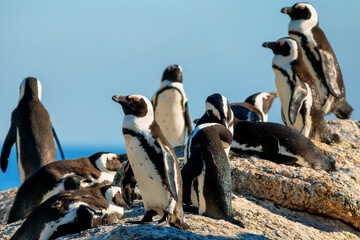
272;65;295;90
123;128;167;184
153;86;185;110
289;31;324;81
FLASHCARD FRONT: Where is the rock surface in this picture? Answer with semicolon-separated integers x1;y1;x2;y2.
0;120;359;240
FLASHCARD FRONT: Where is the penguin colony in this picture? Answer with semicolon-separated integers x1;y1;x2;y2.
0;2;354;239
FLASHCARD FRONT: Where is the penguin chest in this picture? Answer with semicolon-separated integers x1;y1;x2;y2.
274;72;305;133
124;135;174;212
154;91;185;146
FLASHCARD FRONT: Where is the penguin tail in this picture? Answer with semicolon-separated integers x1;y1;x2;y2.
333;98;353;119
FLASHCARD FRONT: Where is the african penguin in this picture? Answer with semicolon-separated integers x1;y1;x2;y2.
262;37;338;143
281;2;353;119
231;119;336;172
6;152;123;223
181;123;243;227
231;91;278;122
0;77;61;183
10;185;126;240
151;64;193;147
112;94;188;230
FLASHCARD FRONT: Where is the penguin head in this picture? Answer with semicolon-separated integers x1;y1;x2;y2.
161;64;183;83
89;152;123;173
101;185;127;207
112;94;153;118
19;77;42;102
281;3;318;29
205;93;234;132
262;37;301;66
245;91;278;120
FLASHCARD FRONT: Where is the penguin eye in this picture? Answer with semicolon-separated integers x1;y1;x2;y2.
276;41;284;46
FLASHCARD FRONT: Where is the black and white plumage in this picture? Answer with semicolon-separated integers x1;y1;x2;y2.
181;123;243;227
191;93;234;158
231;91;278;122
191;94;335;171
6;152;124;223
1;77;64;183
151;65;193;147
231;119;336;172
112;94;188;230
10;185;126;240
262;37;338;143
281;2;353;119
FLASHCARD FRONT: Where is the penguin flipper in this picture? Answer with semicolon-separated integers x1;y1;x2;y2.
184;101;193;136
261;135;297;165
51;125;65;160
157;139;179;202
1;123;16;173
319;49;341;97
120;161;137;206
288;82;307;125
181;157;204;205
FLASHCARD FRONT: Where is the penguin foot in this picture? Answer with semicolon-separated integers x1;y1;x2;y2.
125;220;154;225
157;211;170;226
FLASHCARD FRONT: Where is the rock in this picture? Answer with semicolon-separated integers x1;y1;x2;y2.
0;120;359;239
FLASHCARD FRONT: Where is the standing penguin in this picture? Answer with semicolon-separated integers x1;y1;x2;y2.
231;91;278;122
112;94;188;230
281;2;353;119
6;152;124;223
262;37;338;143
151;64;193;147
181;123;243;227
0;77;62;183
10;185;126;240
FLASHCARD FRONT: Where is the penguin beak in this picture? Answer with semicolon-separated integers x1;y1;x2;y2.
262;42;276;50
112;95;127;105
281;7;293;15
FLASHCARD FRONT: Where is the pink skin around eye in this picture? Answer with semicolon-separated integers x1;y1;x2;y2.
296;5;305;9
167;66;172;71
128;95;140;102
276;41;284;46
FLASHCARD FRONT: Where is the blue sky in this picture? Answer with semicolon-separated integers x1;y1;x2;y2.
1;0;359;150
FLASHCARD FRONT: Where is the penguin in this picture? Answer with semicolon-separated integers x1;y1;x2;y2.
195;93;234;134
190;93;234;160
231;119;336;172
181;123;244;227
231;91;278;122
262;37;338;143
151;64;193;147
112;94;188;230
0;77;64;183
189;94;335;172
6;152;123;223
281;3;353;119
10;185;126;240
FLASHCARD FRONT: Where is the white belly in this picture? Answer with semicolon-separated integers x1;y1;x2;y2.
124;135;175;215
275;73;305;133
154;90;185;147
191;166;206;215
16;128;26;183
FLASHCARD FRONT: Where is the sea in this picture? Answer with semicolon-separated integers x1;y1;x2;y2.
0;144;126;192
